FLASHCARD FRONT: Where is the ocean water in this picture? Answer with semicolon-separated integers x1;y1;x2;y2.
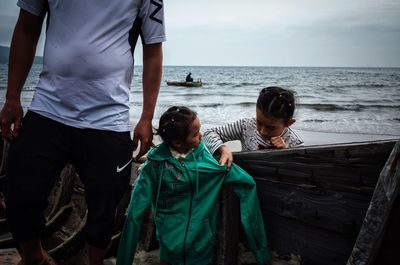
1;64;399;135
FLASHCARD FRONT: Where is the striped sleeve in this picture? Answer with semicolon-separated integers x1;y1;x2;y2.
203;119;246;154
285;128;304;148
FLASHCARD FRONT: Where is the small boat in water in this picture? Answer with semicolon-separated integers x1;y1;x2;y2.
165;80;202;87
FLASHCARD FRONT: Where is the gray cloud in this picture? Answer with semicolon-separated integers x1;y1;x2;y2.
1;0;399;67
0;1;19;46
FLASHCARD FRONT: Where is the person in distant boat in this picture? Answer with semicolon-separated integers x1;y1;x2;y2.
116;106;270;265
186;72;194;82
0;1;165;265
203;86;304;169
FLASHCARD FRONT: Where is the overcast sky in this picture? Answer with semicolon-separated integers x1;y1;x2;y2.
1;0;399;67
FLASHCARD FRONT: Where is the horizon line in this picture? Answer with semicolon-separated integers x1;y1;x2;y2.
1;45;399;68
3;62;400;69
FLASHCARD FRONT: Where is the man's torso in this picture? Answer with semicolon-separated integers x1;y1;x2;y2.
18;0;166;131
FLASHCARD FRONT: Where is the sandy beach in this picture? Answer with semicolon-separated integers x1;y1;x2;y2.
52;246;302;265
0;240;303;265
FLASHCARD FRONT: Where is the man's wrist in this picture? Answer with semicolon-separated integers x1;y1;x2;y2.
139;110;155;122
5;91;22;101
138;115;153;123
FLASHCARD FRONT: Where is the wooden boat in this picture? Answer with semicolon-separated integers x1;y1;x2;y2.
217;139;400;265
165;80;202;87
0;161;88;261
1;136;399;264
129;139;399;265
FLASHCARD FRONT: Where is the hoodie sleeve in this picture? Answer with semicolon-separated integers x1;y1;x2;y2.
224;164;270;265
203;119;246;154
116;161;158;265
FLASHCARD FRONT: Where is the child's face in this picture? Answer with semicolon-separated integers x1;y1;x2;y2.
175;117;202;153
256;108;287;140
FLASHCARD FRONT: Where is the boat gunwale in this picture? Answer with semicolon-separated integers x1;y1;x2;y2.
234;139;399;157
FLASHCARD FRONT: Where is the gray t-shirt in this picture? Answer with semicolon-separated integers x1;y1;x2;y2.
18;0;166;131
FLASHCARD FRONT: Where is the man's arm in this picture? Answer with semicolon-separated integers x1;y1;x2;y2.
133;43;163;160
0;9;45;139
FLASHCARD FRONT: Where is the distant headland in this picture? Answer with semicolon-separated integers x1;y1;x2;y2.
0;45;43;64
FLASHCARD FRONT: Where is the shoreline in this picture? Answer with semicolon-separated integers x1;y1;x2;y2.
224;130;400;152
146;130;400;154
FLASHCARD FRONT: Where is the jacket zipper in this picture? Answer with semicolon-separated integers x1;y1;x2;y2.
181;162;193;265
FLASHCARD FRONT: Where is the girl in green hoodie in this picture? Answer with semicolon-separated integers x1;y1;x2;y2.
117;106;270;265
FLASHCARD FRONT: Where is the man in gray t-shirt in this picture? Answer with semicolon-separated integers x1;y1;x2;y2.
0;0;165;264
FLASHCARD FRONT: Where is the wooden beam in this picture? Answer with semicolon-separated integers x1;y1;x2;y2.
347;141;400;265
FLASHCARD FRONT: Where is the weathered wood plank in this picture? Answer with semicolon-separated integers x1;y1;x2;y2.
256;183;370;233
231;140;397;265
0;248;20;265
375;193;400;265
0;140;10;178
235;141;395;193
347;141;400;265
263;213;356;265
216;184;240;265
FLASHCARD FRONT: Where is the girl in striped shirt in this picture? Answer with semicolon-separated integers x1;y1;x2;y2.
203;86;304;169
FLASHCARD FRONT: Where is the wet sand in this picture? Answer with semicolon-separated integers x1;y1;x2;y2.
129;249;302;265
64;248;301;265
0;247;301;265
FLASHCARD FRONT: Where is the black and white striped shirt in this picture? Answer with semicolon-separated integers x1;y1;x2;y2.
203;118;304;154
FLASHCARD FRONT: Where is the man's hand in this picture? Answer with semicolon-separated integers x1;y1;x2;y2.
132;118;153;161
218;145;233;170
270;136;287;149
133;43;162;161
0;99;23;140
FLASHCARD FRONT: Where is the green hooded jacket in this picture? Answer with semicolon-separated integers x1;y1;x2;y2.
116;141;269;265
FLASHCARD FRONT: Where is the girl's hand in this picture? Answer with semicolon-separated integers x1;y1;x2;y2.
270;136;287;149
218;145;233;170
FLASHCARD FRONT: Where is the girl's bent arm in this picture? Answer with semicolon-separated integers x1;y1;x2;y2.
203;119;246;155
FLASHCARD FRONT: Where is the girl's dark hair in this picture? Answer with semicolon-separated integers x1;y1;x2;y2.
157;106;198;146
256;86;295;122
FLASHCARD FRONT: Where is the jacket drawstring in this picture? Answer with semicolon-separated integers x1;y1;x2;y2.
154;162;164;218
192;152;199;200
